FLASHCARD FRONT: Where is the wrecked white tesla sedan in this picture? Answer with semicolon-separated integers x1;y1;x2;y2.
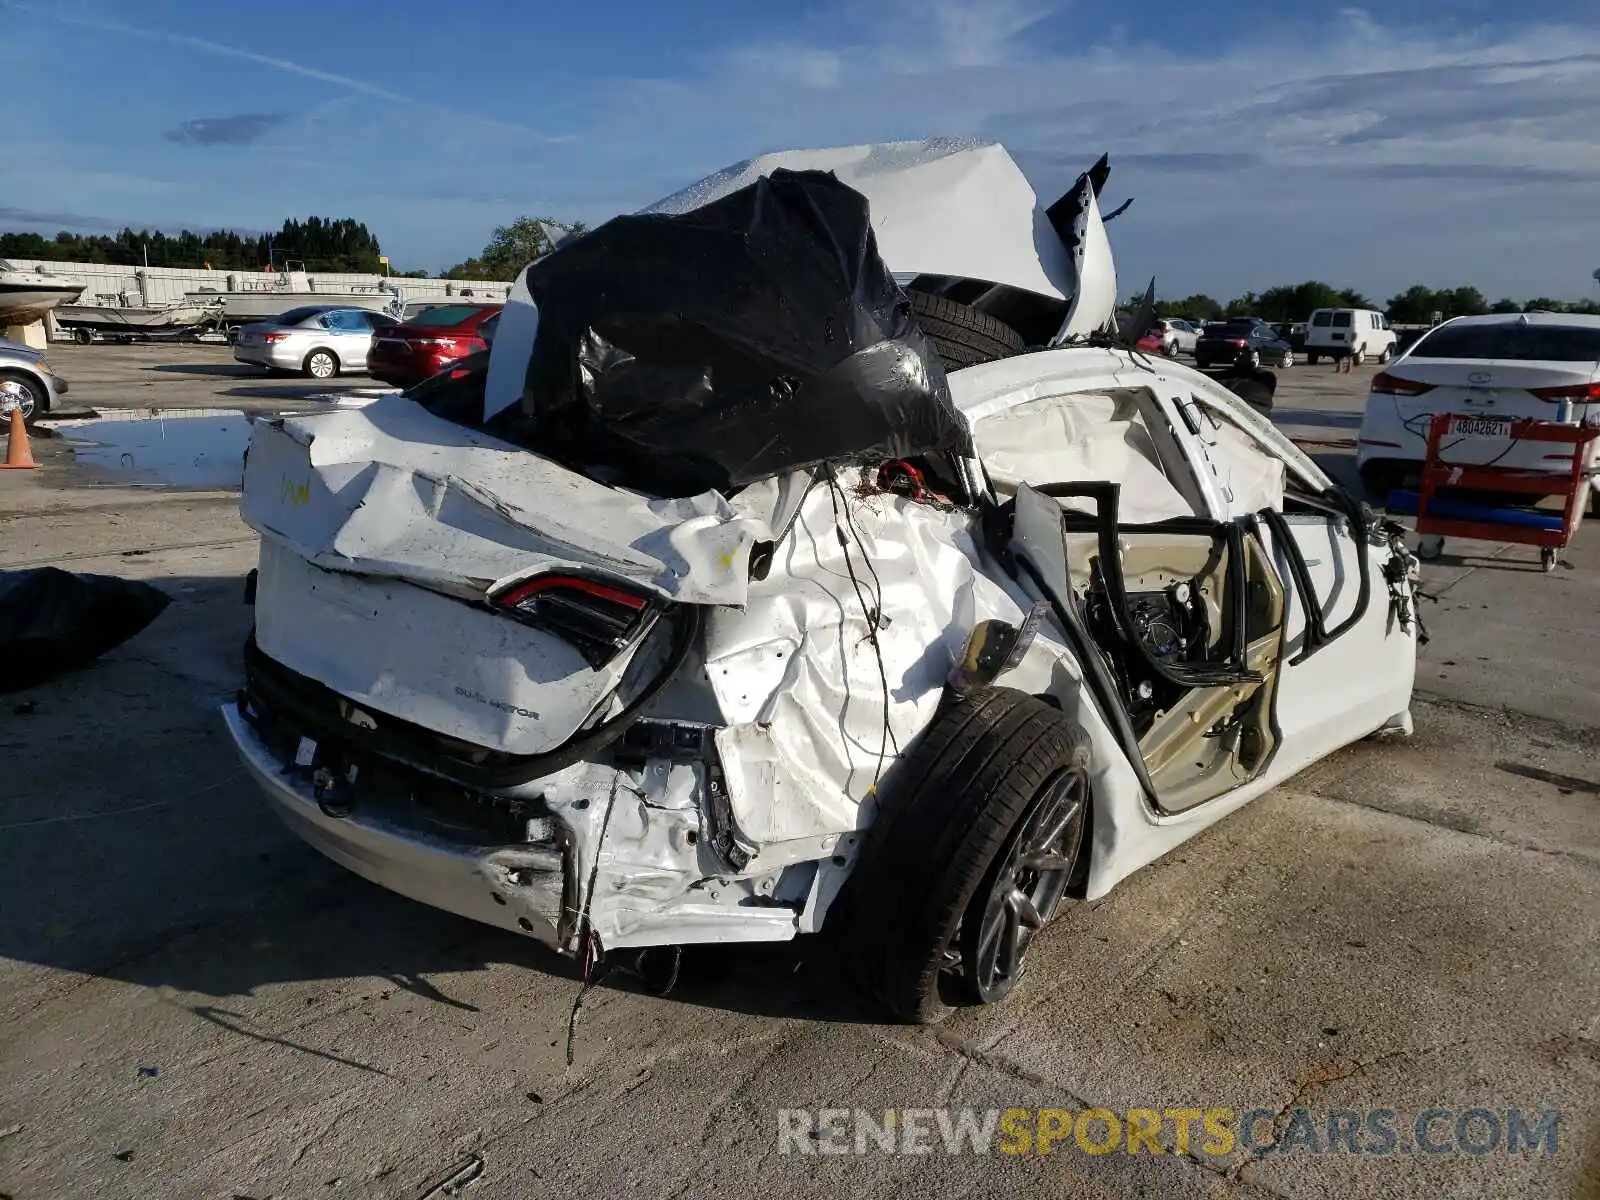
224;141;1421;1021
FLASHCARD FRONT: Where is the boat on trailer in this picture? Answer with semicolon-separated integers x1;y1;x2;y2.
54;296;226;343
183;263;405;336
0;261;85;326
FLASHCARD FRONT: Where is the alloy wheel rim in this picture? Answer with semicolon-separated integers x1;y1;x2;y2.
1;381;33;421
959;768;1087;1004
310;354;334;378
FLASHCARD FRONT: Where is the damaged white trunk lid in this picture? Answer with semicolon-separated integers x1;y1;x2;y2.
240;397;782;753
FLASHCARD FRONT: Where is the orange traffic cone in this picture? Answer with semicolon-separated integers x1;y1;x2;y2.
1;408;40;470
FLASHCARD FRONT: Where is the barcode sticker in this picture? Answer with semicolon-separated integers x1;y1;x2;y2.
294;736;317;767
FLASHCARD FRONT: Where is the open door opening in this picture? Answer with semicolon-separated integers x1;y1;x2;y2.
1007;482;1286;814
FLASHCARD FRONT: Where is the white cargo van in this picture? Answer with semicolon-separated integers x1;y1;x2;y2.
1305;309;1397;365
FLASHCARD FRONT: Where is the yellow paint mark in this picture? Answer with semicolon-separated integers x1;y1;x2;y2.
280;475;310;507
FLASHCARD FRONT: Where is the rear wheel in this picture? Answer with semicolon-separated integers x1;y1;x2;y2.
303;348;339;380
1307;351;1320;365
1280;351;1295;368
1243;349;1261;370
908;291;1025;371
1352;346;1367;367
842;688;1091;1023
73;327;93;345
1378;344;1393;364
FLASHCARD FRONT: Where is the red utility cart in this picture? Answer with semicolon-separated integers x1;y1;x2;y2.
1398;413;1599;573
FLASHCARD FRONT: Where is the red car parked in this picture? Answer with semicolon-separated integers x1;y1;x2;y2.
367;303;501;389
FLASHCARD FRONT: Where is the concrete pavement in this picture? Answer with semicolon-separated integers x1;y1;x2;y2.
0;345;1595;1199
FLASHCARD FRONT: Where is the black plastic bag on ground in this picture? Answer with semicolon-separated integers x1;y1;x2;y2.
0;568;170;693
511;168;970;495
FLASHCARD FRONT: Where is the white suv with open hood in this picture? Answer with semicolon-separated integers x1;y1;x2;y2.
226;142;1420;1021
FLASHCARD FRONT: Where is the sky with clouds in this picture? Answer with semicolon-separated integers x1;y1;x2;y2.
2;0;1598;302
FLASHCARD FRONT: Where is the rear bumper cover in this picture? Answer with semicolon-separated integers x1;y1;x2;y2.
222;702;567;944
234;344;302;371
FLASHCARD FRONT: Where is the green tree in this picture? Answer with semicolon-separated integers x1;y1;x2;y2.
1156;293;1223;321
1525;297;1568;312
1254;281;1355;321
1223;291;1260;318
1445;286;1488;317
1490;298;1522;314
1336;287;1375;309
444;217;590;281
0;216;386;272
1385;285;1439;324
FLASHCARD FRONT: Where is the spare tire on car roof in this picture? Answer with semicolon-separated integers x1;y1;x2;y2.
908;291;1026;371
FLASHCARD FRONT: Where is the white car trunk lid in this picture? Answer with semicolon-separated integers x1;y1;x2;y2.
240;397;785;753
1386;358;1598;423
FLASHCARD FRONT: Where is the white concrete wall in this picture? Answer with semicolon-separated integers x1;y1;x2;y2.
6;260;509;306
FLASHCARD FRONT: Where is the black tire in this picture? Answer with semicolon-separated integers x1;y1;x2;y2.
908;291;1025;371
1306;352;1320;365
843;687;1091;1023
73;327;93;345
303;348;339;380
0;370;47;421
1378;345;1393;364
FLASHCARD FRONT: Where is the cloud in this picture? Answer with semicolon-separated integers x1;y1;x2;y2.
0;205;128;231
14;5;414;104
541;1;1600;296
10;2;558;143
163;112;289;147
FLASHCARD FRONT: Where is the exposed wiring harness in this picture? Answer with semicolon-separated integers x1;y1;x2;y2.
824;463;900;793
565;775;683;1065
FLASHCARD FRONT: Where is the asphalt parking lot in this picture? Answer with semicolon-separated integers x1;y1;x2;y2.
2;344;1597;1199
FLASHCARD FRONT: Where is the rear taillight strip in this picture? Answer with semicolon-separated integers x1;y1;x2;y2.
1370;370;1434;397
1529;383;1600;402
493;574;655;669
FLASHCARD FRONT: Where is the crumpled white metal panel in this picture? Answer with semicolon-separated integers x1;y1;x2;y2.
704;471;1034;844
239;396;781;607
972;391;1198;523
646;139;1086;304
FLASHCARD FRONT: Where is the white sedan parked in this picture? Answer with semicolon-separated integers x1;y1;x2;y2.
233;305;398;379
1357;313;1600;495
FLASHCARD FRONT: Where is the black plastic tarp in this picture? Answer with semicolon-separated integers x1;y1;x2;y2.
0;569;170;693
508;168;970;496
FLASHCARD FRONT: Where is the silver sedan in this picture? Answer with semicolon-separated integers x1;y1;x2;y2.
0;337;69;419
233;305;398;379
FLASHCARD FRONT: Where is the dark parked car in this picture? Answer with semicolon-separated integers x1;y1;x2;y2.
1195;317;1295;370
1270;322;1307;353
367;303;501;389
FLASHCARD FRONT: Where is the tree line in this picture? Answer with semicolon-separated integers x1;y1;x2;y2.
0;212;590;281
1147;280;1600;325
8;216;1599;310
0;217;387;274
